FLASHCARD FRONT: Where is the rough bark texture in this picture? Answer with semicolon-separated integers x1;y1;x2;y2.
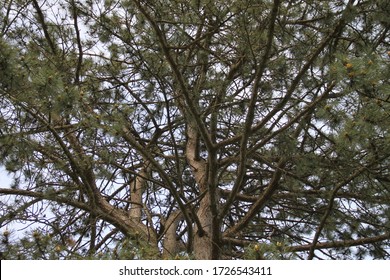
185;122;216;259
161;210;184;258
193;192;217;259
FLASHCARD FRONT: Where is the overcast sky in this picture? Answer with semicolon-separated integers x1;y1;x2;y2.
0;166;12;188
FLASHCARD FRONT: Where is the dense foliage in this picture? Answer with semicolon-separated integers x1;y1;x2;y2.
1;0;389;259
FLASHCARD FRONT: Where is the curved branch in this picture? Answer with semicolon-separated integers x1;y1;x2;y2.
307;164;367;259
0;188;92;213
224;158;287;237
220;0;281;224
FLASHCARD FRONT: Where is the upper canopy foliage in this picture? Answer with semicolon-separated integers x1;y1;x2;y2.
0;0;389;259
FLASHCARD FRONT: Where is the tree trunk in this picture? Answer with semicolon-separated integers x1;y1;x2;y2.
193;191;217;259
162;210;184;259
185;123;220;259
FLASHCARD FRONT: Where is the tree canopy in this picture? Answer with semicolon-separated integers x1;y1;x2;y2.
0;0;389;260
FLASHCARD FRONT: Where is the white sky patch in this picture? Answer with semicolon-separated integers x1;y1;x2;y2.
0;166;13;188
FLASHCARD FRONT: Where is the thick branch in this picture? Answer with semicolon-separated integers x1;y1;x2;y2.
121;125;194;239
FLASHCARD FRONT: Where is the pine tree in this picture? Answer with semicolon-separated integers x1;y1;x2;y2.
1;0;389;259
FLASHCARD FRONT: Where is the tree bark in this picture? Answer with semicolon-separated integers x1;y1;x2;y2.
185;122;219;259
162;210;184;259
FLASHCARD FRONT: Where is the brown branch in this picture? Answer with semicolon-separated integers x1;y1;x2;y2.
222;232;390;253
220;0;281;222
219;188;389;205
131;0;213;151
224;158;287;237
120;125;195;239
288;233;390;253
31;0;57;55
71;0;83;84
216;0;355;151
0;188;92;212
249;81;336;153
307;165;367;259
0;123;78;138
7;93;101;210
